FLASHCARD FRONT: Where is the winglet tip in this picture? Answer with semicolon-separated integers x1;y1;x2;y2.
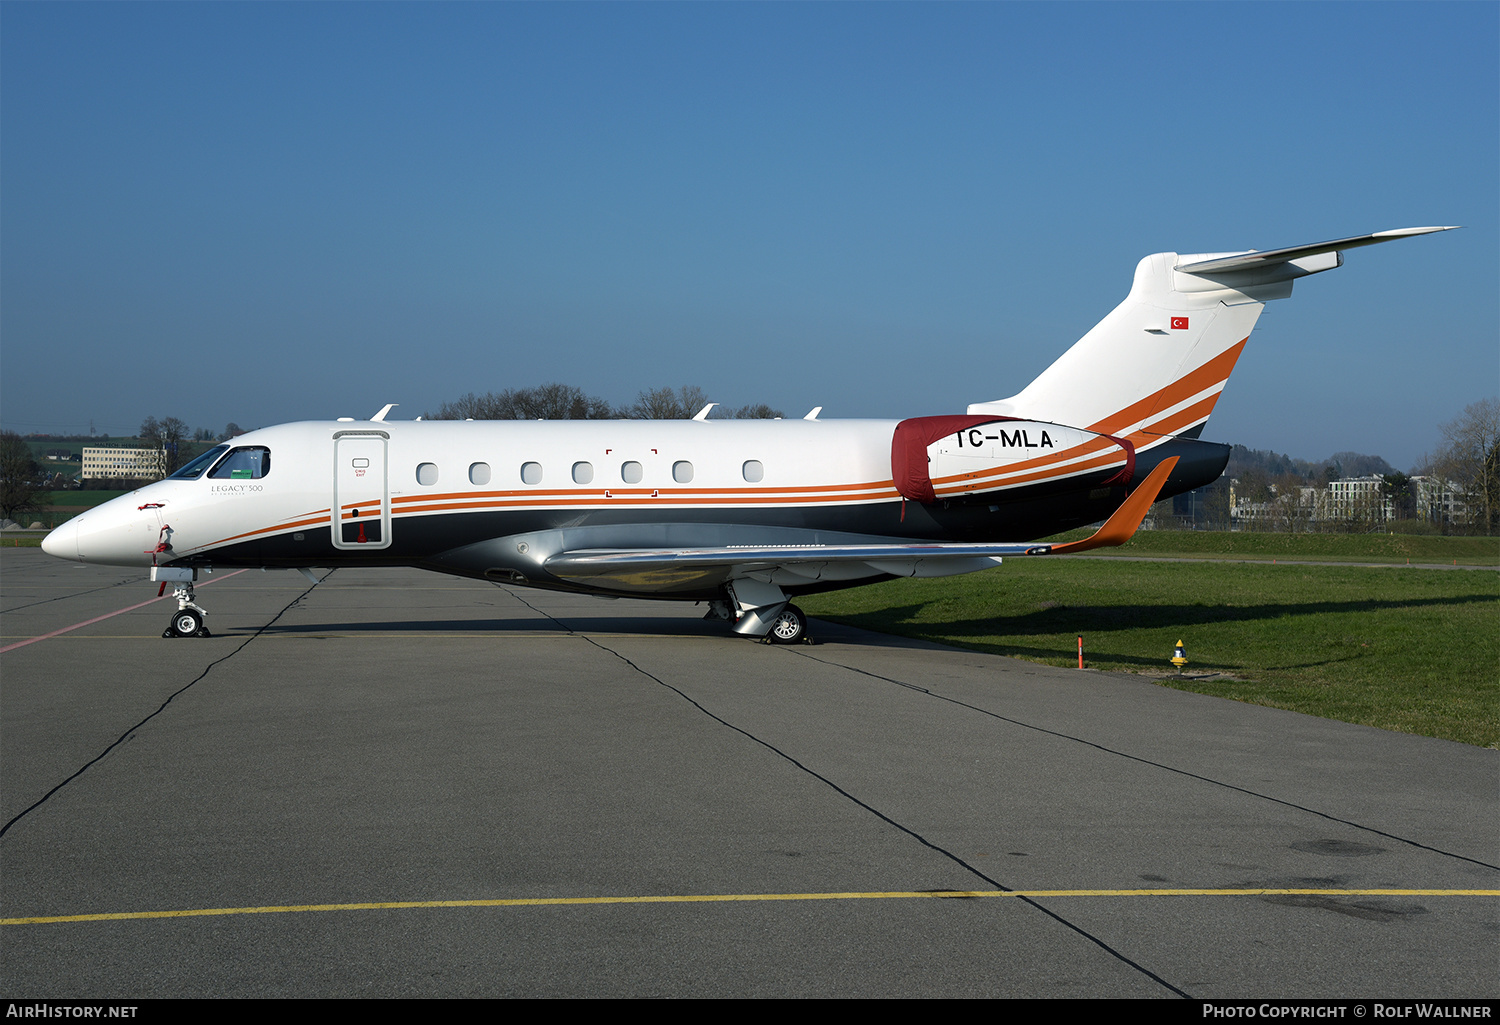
1047;456;1179;555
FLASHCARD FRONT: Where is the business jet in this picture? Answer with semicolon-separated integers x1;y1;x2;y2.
42;227;1453;642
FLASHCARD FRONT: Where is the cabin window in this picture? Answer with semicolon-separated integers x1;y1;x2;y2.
209;447;271;480
742;460;764;483
572;461;594;484
469;462;491;486
673;460;693;484
621;461;643;484
521;461;543;485
416;462;439;486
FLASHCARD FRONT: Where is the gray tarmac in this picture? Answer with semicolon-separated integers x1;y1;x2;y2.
2;549;1496;998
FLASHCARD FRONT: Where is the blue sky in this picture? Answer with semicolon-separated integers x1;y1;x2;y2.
3;2;1495;470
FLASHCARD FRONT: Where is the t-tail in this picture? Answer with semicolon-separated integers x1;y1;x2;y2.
968;227;1457;461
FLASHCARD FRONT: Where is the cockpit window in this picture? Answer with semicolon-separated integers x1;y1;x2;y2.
209;446;271;480
169;445;230;480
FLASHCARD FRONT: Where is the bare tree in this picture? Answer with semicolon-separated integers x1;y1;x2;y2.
0;431;43;521
160;417;188;475
625;385;708;420
718;403;784;419
430;384;614;420
1268;473;1316;533
138;415;188;478
1429;398;1500;534
426;384;784;422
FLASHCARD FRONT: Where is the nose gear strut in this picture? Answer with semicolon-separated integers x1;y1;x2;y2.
152;566;211;638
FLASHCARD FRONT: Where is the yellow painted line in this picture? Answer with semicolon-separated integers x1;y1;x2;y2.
5;889;1495;925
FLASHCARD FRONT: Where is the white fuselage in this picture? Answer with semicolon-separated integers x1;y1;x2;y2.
43;413;1170;604
47;417;905;568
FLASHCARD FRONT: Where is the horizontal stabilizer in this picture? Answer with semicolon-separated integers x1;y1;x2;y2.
1176;226;1457;275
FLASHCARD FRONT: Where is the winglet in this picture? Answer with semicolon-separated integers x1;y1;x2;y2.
1043;456;1179;555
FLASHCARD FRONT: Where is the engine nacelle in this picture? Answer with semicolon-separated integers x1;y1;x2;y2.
893;415;1133;504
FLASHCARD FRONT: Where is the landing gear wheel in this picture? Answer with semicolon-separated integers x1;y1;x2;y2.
767;604;807;645
170;609;203;638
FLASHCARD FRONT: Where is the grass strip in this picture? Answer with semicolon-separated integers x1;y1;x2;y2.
1051;528;1498;565
801;560;1499;748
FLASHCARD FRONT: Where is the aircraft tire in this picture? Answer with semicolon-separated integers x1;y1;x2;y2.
171;609;203;638
767;604;807;645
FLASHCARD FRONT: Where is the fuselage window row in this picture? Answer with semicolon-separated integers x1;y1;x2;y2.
413;458;765;488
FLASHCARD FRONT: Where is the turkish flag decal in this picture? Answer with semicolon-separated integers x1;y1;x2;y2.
1171;317;1189;330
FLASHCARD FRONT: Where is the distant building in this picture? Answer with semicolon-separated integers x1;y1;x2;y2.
1411;476;1470;528
1229;480;1326;530
1325;475;1392;526
81;447;164;480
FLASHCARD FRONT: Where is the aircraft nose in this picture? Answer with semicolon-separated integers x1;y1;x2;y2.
41;518;79;560
47;498;157;566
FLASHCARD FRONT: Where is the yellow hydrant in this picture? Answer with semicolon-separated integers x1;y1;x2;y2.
1171;639;1188;672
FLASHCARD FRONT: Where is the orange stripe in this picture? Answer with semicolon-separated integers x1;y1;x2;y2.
1088;339;1246;437
389;479;897;506
393;490;903;516
929;437;1122;490
1134;393;1223;440
929;436;1117;486
202;514;330;548
934;449;1126;496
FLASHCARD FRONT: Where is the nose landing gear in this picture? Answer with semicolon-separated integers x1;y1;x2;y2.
153;567;211;638
167;605;207;638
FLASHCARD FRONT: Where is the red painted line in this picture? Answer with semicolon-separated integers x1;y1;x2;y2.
0;569;251;653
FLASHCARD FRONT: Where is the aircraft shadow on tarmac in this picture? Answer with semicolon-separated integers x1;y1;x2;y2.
234;591;1499;659
257;614;738;638
815;592;1498;669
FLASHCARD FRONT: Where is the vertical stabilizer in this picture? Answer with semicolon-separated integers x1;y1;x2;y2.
968;227;1455;450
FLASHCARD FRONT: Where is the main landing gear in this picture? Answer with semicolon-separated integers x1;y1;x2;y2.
154;567;211;638
765;603;808;645
721;581;813;645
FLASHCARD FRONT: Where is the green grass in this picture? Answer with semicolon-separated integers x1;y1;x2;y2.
801;559;1500;748
42;490;130;506
1047;528;1498;565
2;491;131;531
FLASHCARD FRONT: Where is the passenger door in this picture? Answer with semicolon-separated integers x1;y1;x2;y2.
332;431;392;550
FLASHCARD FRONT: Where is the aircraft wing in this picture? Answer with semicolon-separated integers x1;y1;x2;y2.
545;459;1177;590
546;539;1041;579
